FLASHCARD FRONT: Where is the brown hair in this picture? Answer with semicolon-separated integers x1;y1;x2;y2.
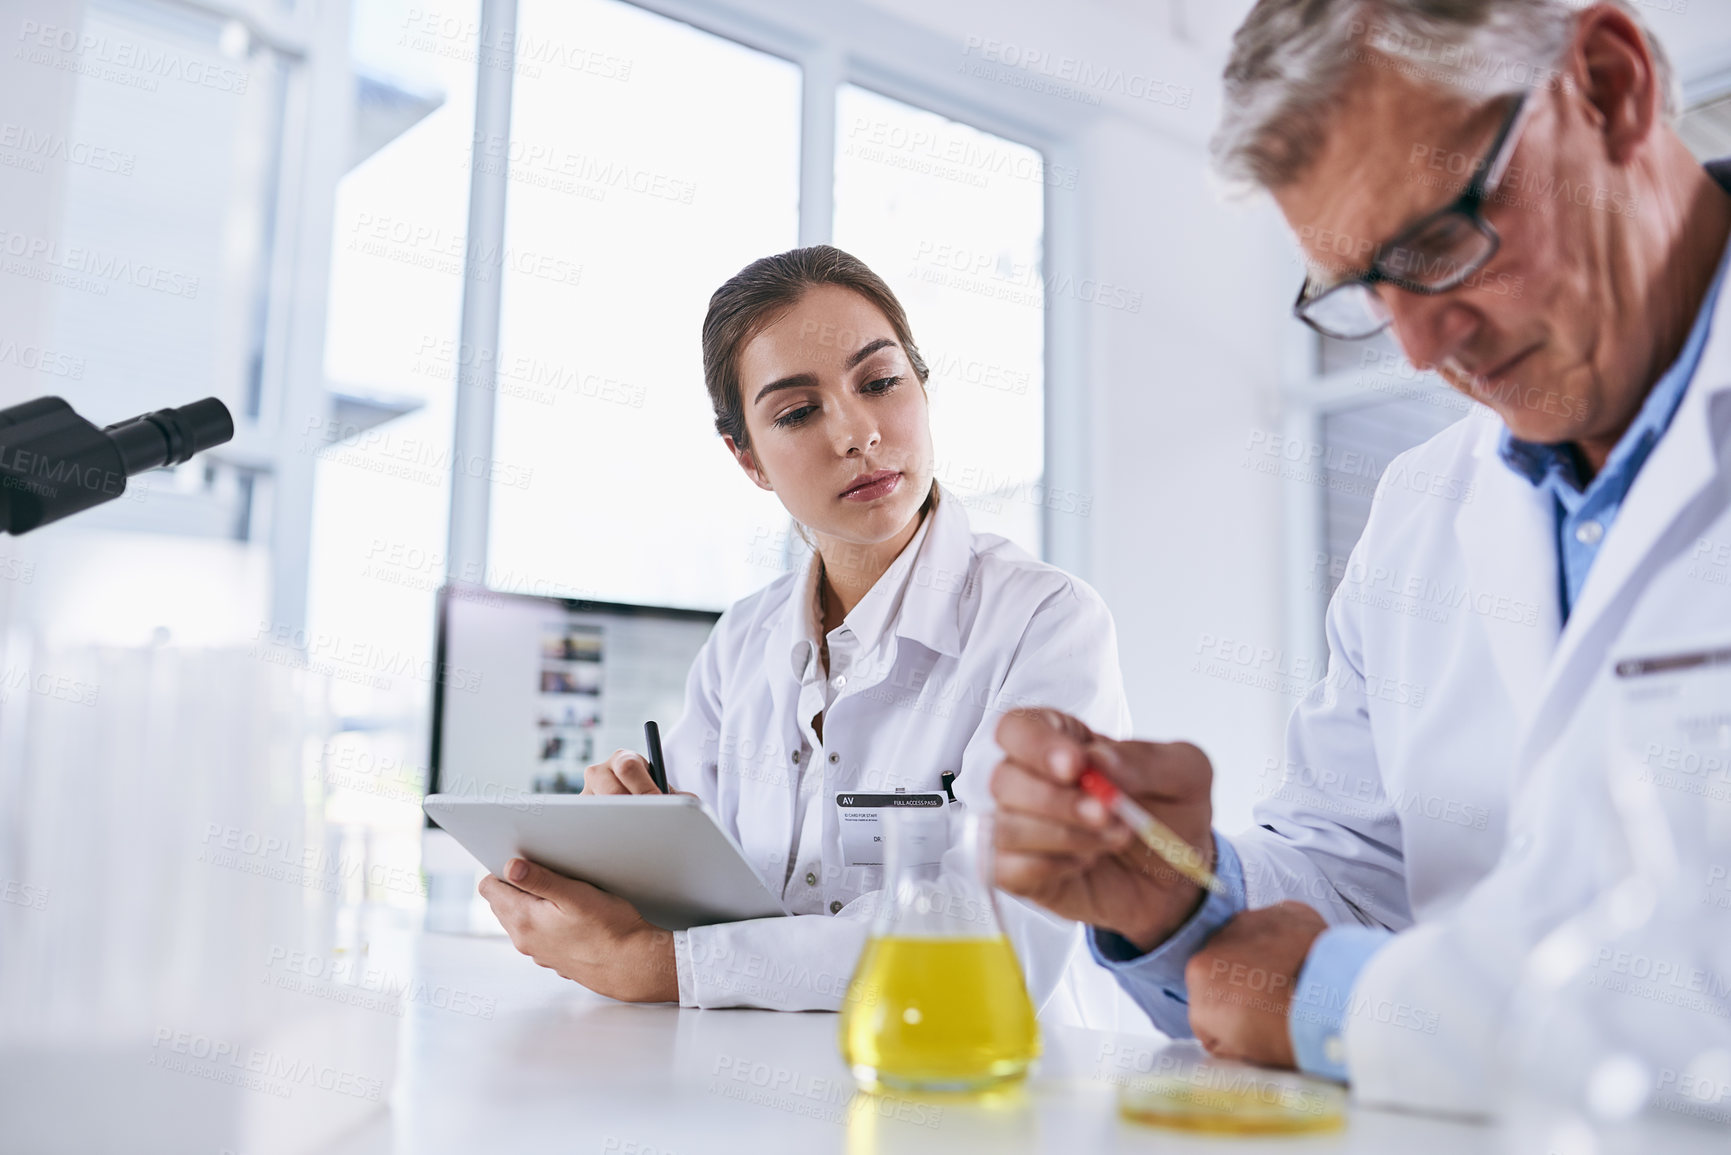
701;245;929;450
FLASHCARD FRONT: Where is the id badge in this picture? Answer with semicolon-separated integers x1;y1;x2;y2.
836;791;947;868
1615;645;1731;801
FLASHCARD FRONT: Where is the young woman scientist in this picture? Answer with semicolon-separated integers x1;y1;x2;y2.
480;246;1130;1016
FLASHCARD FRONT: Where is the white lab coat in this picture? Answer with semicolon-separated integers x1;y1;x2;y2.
660;487;1134;1015
1236;283;1731;1115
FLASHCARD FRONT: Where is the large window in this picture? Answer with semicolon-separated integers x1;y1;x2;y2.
833;85;1047;554
310;0;478;719
485;0;800;610
466;0;1051;611
305;0;480;866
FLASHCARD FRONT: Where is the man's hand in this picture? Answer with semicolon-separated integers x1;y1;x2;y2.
1185;901;1327;1068
479;858;678;1002
991;708;1216;952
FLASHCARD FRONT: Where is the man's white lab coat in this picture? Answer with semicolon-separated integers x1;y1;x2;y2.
1237;285;1731;1114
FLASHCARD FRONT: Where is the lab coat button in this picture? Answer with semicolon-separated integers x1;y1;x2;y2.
833;675;846;689
829;900;843;914
805;871;818;886
1575;520;1604;546
828;752;840;765
1324;1036;1345;1067
791;751;800;764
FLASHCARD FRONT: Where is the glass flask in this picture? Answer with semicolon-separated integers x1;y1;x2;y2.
1500;643;1731;1154
839;807;1039;1093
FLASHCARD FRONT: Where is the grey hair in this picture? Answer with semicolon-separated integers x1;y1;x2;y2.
1212;0;1681;190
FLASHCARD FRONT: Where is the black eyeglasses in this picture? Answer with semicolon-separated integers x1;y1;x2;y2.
1294;91;1532;341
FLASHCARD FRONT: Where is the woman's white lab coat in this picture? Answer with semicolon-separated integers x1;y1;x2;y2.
660;487;1133;1013
1236;277;1731;1114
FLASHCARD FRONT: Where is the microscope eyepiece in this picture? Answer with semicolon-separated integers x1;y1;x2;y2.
0;396;235;534
103;399;236;475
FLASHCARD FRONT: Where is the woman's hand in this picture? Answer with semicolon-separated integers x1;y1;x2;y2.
581;748;662;794
581;748;697;798
479;858;678;1002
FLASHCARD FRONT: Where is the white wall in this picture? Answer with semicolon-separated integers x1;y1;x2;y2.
1076;116;1294;832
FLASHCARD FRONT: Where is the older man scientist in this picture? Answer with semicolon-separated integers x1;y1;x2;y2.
991;0;1731;1120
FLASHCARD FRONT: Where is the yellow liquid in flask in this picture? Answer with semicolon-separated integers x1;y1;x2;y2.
839;935;1039;1093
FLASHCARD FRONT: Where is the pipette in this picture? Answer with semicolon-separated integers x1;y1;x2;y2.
1078;768;1228;896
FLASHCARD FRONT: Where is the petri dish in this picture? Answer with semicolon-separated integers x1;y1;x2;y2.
1118;1069;1348;1136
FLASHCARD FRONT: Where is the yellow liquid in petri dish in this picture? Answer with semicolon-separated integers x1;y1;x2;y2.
839;935;1039;1093
1119;1074;1348;1135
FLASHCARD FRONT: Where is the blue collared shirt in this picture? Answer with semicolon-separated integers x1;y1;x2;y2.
1087;835;1247;1039
1500;237;1730;620
1093;233;1731;1083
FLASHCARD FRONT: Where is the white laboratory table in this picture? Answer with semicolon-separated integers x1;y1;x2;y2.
321;929;1493;1155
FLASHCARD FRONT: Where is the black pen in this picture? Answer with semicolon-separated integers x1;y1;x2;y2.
643;720;669;794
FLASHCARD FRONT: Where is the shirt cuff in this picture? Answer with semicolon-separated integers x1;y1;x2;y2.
1288;925;1392;1082
672;929;696;1008
1084;834;1246;1036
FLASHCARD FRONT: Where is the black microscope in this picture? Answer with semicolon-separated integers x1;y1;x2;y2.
0;395;234;534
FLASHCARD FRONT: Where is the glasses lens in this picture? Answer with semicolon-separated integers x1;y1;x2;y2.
1378;212;1496;291
1298;282;1391;340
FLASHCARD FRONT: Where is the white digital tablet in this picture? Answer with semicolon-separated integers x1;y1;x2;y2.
422;793;786;930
